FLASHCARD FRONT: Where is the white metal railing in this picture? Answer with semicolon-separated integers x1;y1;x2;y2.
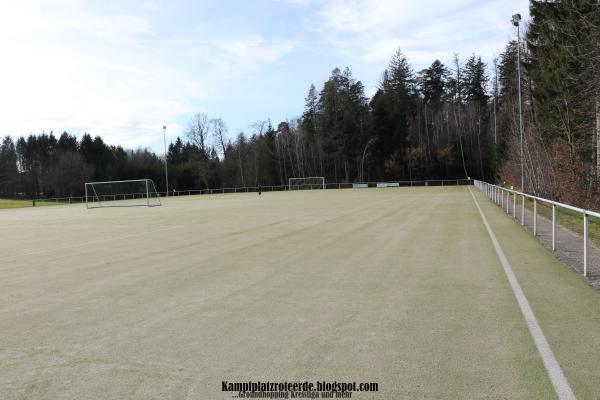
474;179;599;277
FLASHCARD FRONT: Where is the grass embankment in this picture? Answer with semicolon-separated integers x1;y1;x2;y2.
517;195;600;246
0;198;62;209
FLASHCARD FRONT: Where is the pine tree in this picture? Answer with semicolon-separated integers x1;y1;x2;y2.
0;136;18;196
302;84;318;139
369;48;417;179
418;60;448;109
463;55;488;106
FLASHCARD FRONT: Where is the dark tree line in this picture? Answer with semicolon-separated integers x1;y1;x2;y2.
1;0;599;207
0;47;494;199
497;0;600;208
0;132;164;198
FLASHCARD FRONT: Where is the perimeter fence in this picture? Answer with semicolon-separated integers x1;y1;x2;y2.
24;178;473;206
475;179;600;281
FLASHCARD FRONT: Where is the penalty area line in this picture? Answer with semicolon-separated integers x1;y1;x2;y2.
468;188;576;400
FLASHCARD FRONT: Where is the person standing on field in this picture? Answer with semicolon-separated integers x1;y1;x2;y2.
258;184;262;195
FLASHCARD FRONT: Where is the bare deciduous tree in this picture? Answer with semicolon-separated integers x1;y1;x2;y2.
187;113;210;154
210;118;228;157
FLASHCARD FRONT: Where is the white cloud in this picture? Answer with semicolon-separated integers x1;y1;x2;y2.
217;39;295;70
0;0;154;43
0;0;530;150
313;0;528;67
0;1;297;150
0;1;188;148
317;0;472;34
279;0;316;5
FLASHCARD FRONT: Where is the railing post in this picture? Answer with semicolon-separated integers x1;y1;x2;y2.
501;189;504;209
584;212;588;277
533;199;537;236
513;192;516;218
521;195;525;225
552;204;556;251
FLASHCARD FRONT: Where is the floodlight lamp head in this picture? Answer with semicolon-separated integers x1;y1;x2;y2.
163;125;166;130
511;14;521;27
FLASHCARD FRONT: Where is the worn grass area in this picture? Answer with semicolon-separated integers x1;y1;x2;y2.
0;198;61;209
0;187;598;399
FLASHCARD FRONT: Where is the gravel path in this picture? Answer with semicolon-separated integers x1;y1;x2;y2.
487;194;600;289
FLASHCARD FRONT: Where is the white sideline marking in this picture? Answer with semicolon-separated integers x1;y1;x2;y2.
468;188;576;400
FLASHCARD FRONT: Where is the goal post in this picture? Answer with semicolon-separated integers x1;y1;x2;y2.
85;179;162;209
288;177;326;190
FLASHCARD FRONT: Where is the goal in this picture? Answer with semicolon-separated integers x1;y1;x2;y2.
85;179;162;209
288;177;326;190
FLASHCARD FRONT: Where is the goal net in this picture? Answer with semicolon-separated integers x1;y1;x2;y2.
85;179;162;208
288;177;326;190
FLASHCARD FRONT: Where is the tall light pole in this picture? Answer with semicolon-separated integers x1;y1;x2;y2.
359;137;377;182
163;125;169;196
512;13;525;191
493;57;498;145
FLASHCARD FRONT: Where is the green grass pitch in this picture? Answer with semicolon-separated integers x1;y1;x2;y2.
1;187;599;399
0;198;61;209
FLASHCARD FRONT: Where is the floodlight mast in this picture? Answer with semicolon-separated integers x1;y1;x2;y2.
512;13;524;191
493;57;498;145
163;125;169;196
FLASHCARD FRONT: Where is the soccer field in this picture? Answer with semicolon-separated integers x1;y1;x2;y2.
0;198;60;209
2;186;600;399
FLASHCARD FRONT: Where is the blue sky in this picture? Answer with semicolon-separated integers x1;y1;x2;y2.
0;0;529;153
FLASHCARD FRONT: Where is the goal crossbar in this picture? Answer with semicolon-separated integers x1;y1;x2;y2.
288;177;326;190
85;179;161;209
